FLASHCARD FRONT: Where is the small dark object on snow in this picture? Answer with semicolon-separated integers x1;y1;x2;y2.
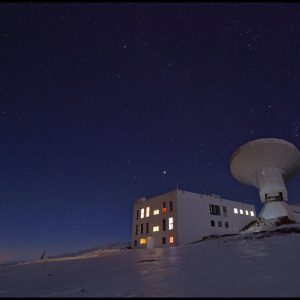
138;259;157;263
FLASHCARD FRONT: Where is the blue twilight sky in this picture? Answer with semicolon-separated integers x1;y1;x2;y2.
1;2;300;261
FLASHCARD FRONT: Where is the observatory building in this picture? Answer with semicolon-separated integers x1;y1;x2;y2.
230;138;300;221
131;189;256;248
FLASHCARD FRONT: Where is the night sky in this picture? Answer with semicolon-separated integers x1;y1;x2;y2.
2;3;300;262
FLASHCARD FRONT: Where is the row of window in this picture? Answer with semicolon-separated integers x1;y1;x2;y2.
211;220;229;228
210;204;255;217
135;236;174;246
136;201;173;220
234;208;254;216
135;218;174;235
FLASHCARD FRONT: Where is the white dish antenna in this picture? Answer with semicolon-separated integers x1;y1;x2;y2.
230;138;300;219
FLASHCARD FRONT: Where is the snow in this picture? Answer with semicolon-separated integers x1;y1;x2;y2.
1;226;300;297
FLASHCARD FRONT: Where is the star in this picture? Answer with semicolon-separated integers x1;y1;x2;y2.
162;170;167;175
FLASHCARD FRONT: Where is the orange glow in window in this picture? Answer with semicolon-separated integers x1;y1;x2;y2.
140;238;147;245
169;236;174;244
162;208;167;214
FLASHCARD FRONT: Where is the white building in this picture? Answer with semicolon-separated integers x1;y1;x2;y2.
131;189;257;248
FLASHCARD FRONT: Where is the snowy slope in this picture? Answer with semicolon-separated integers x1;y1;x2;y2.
48;242;130;259
1;226;300;297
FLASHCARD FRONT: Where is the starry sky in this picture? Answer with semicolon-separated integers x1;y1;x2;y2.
1;2;300;262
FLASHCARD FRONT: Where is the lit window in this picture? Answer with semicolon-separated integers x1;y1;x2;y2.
153;226;159;232
245;210;249;215
153;209;159;215
146;207;150;217
250;211;254;216
140;238;147;245
169;236;174;244
240;209;244;214
234;208;238;214
162;208;167;214
141;208;145;219
169;217;174;230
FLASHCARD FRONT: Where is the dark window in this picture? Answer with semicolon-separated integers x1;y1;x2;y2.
218;221;222;227
223;206;227;217
162;237;166;244
169;201;173;212
162;202;167;214
136;210;139;220
141;224;143;234
135;225;138;235
225;222;229;228
146;222;149;234
162;219;166;231
209;204;220;216
134;240;137;246
211;220;215;227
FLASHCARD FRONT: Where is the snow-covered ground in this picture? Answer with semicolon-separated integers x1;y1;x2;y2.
1;224;300;297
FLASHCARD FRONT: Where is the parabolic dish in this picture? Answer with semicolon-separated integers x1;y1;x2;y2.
230;138;300;187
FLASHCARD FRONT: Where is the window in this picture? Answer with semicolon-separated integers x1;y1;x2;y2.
162;202;167;214
209;204;220;215
250;211;254;216
162;219;166;231
153;209;159;215
223;206;227;217
245;210;249;215
169;236;174;244
141;208;145;219
169;217;174;230
240;209;244;214
135;225;138;235
169;201;173;212
140;238;147;245
136;210;139;220
153;226;159;232
162;237;166;244
141;224;144;234
218;221;222;227
134;240;137;246
211;220;215;227
225;222;229;228
146;222;149;234
234;208;238;214
146;207;150;217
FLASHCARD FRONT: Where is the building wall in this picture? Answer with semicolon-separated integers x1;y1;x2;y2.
131;189;257;248
131;190;179;248
176;190;257;245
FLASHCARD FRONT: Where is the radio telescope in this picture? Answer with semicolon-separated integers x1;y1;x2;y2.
230;138;300;219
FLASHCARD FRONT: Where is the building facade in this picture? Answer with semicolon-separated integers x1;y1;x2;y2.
131;189;257;248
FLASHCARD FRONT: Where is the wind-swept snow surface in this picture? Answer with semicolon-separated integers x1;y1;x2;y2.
1;227;300;297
